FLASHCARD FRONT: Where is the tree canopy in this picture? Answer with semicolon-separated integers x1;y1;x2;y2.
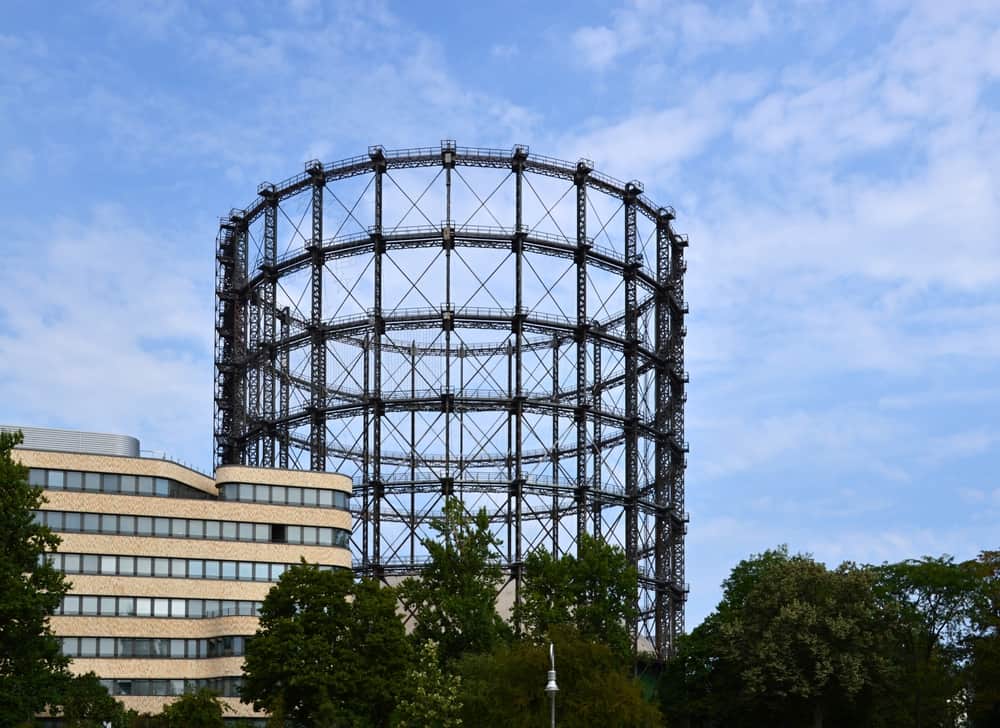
0;429;73;721
517;533;638;658
398;498;510;663
240;562;411;727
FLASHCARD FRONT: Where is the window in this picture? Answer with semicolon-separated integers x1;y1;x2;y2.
48;470;65;489
221;522;237;541
287;525;302;544
153;600;169;618
170;559;186;578
287;487;302;505
101;474;119;492
100;556;116;575
119;556;135;576
136;598;152;617
64;512;82;532
136;557;152;576
153;558;169;577
171;519;186;538
120;475;136;494
63;595;80;615
238;483;253;501
99;638;115;658
319;528;333;546
319;490;333;508
205;520;220;539
82;513;100;533
137;477;154;496
303;488;318;507
238;522;253;541
119;597;135;616
189;560;204;579
81;596;99;615
80;637;97;658
254;523;269;542
65;471;82;490
83;473;101;491
154;478;169;497
82;555;100;574
270;524;286;543
221;561;236;580
204;561;220;579
238;561;253;580
188;600;203;618
29;469;46;486
100;596;116;614
272;485;287;504
100;514;117;533
136;517;153;536
63;554;80;573
154;518;170;537
254;484;270;502
119;515;135;533
188;520;204;538
303;526;317;544
254;562;269;581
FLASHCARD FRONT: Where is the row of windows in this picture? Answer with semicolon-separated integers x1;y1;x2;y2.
46;552;342;582
218;482;349;510
99;677;243;698
60;635;247;659
28;468;210;500
58;594;262;619
34;509;350;548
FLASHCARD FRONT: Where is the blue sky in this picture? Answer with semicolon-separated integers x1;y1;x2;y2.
2;0;998;628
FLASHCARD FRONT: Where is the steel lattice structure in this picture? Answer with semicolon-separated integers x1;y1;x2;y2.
214;142;688;658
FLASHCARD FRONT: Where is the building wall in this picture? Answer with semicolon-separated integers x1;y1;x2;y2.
17;447;352;720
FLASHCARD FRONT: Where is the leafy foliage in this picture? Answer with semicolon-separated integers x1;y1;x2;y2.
458;624;661;728
160;688;230;727
57;671;129;727
395;641;462;728
518;533;638;657
0;429;73;721
398;498;510;663
241;562;410;727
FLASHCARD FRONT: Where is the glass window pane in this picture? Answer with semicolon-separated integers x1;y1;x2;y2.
136;598;152;617
119;597;135;616
81;596;99;615
221;600;236;617
153;558;169;577
254;524;269;542
188;600;203;618
80;637;97;657
119;556;135;575
154;478;169;497
189;560;204;579
82;555;100;574
205;520;220;539
65;471;83;490
238;483;253;501
303;526;317;544
136;557;152;576
303;488;318;507
170;519;186;538
137;476;154;495
48;470;65;489
63;595;80;615
271;563;286;580
287;487;302;505
102;474;120;492
204;599;219;617
254;562;269;581
64;512;82;531
204;561;220;579
238;522;252;541
221;522;237;540
46;511;64;530
188;520;204;538
99;637;115;657
170;639;185;658
154;518;170;537
100;514;117;533
119;475;136;494
318;528;333;546
100;596;116;614
100;556;116;575
119;515;135;534
82;513;100;533
254;484;270;502
153;599;169;617
318;490;333;508
136;517;153;536
30;468;48;486
287;525;302;544
170;560;185;578
83;473;101;491
63;554;80;572
272;485;287;504
221;561;236;580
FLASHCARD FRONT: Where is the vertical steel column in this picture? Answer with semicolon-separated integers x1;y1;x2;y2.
574;161;592;544
442;142;455;494
654;208;672;658
592;338;602;538
279;309;289;469
214;212;249;467
232;219;249;465
505;341;514;560
668;223;689;645
307;162;326;472
551;335;560;556
623;183;641;652
511;146;527;618
362;334;370;571
371;146;386;576
261;187;278;467
410;341;417;563
247;292;261;467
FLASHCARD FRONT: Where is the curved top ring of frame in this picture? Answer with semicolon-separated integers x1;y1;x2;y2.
224;142;676;231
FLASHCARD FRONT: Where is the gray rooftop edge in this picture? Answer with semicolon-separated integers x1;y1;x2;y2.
1;425;140;458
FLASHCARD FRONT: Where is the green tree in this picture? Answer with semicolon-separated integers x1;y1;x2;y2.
394;641;462;728
0;429;73;721
968;550;1000;727
875;555;983;727
241;562;411;727
661;547;893;728
518;534;638;657
58;671;128;727
458;625;661;728
160;689;229;727
398;498;509;663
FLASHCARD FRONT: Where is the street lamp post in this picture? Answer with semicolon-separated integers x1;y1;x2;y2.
545;642;558;728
